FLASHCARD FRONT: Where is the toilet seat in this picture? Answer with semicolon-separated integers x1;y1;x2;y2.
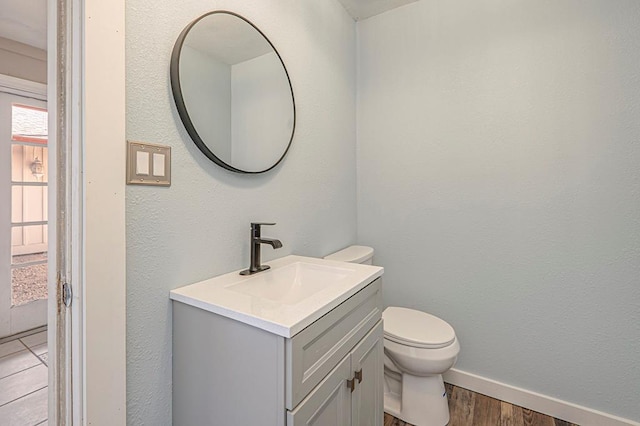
383;307;456;349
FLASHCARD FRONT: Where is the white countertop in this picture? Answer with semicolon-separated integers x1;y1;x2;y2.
170;255;383;338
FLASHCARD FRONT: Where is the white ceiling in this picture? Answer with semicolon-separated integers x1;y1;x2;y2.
0;0;47;50
338;0;419;21
0;0;415;53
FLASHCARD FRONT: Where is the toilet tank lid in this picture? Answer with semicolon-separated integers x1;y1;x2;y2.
383;307;456;349
324;245;374;264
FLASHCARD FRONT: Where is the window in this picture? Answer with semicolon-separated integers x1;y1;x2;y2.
10;104;48;306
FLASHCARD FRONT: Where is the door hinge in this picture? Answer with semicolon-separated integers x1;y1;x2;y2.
62;281;73;307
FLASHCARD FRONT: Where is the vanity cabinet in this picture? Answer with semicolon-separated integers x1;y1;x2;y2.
172;278;383;426
287;322;383;426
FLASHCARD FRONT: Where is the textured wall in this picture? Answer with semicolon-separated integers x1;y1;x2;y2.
126;1;356;424
357;0;640;421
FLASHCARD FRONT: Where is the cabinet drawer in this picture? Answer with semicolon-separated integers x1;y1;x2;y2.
286;278;382;409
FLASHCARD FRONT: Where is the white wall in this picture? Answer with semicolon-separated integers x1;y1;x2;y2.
180;45;232;162
126;0;356;424
357;0;640;422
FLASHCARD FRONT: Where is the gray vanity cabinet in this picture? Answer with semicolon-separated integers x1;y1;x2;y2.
287;322;383;426
351;322;384;426
172;278;383;426
286;353;352;425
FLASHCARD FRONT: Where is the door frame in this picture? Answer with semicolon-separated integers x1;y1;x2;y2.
49;0;127;423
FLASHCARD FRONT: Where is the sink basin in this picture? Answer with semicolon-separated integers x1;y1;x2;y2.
170;255;384;337
227;262;351;305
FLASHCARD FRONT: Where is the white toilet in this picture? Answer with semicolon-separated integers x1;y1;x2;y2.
324;246;460;426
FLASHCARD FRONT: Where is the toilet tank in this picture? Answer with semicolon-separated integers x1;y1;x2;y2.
324;245;374;265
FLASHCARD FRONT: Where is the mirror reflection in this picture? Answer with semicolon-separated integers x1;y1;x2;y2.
171;11;295;173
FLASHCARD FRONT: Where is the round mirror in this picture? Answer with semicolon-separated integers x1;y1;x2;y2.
171;11;296;174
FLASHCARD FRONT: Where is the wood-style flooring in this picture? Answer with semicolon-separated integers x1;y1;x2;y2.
384;383;579;426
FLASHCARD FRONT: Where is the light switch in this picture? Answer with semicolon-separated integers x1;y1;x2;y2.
153;153;165;177
136;151;150;175
127;141;171;186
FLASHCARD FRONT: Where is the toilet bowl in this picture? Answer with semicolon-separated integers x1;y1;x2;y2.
383;307;459;426
324;246;460;426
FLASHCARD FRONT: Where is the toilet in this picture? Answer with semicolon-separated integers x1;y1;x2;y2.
324;246;460;426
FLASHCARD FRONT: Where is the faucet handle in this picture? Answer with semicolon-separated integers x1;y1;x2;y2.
250;222;276;236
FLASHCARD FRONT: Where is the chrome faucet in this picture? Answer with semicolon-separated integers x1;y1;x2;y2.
240;222;283;275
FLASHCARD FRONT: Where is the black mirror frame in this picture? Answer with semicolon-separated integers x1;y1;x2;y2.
170;10;296;174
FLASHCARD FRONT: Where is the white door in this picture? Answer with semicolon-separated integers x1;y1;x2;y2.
0;91;49;338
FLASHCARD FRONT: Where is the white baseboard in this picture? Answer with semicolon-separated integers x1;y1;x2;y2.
443;369;639;426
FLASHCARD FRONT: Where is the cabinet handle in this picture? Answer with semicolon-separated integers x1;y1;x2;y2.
346;378;356;393
355;369;363;383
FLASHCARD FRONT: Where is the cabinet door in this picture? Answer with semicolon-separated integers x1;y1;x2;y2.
286;279;382;409
351;321;384;426
287;355;352;426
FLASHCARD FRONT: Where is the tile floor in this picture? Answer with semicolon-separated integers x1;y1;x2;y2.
0;329;48;425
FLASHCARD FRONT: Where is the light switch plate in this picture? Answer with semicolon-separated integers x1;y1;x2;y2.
127;141;171;186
